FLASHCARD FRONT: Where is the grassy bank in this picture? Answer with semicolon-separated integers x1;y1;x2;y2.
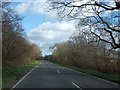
67;66;120;84
0;67;2;89
52;61;120;84
2;60;40;88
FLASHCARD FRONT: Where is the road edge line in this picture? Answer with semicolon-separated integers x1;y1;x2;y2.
63;66;119;86
51;62;119;86
11;66;37;89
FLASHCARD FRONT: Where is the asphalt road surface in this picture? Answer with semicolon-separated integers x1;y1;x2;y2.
13;60;119;89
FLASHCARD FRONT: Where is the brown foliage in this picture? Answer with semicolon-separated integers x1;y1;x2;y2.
2;3;41;67
52;34;119;73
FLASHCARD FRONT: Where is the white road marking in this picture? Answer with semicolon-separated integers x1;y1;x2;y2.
72;82;83;90
48;61;119;86
61;66;119;86
11;66;37;89
57;70;60;74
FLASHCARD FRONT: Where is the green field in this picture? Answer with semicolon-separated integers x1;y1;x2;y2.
2;61;40;88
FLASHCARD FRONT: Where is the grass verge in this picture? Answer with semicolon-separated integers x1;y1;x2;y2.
52;61;120;84
0;67;2;89
2;60;40;88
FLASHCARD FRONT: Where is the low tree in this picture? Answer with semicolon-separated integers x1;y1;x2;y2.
2;2;41;67
51;32;119;72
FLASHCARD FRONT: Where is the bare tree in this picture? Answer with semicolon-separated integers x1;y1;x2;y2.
2;2;41;67
47;0;120;49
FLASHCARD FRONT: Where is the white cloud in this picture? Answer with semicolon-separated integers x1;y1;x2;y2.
15;1;57;17
31;2;57;18
11;0;47;2
15;2;31;14
14;0;116;15
27;21;75;55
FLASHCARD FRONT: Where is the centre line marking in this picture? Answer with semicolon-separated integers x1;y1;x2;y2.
72;82;83;90
57;70;60;74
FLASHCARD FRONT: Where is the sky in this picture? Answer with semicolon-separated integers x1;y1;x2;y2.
10;0;116;56
11;0;76;56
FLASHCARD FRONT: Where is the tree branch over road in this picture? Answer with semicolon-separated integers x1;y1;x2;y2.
47;0;120;49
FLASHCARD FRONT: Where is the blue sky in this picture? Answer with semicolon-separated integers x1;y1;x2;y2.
10;0;117;55
11;2;57;32
11;1;76;56
1;1;119;89
21;11;57;32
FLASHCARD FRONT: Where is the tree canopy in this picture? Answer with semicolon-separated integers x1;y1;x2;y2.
47;0;120;49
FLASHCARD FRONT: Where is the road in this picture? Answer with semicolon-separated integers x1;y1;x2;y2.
13;60;119;89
